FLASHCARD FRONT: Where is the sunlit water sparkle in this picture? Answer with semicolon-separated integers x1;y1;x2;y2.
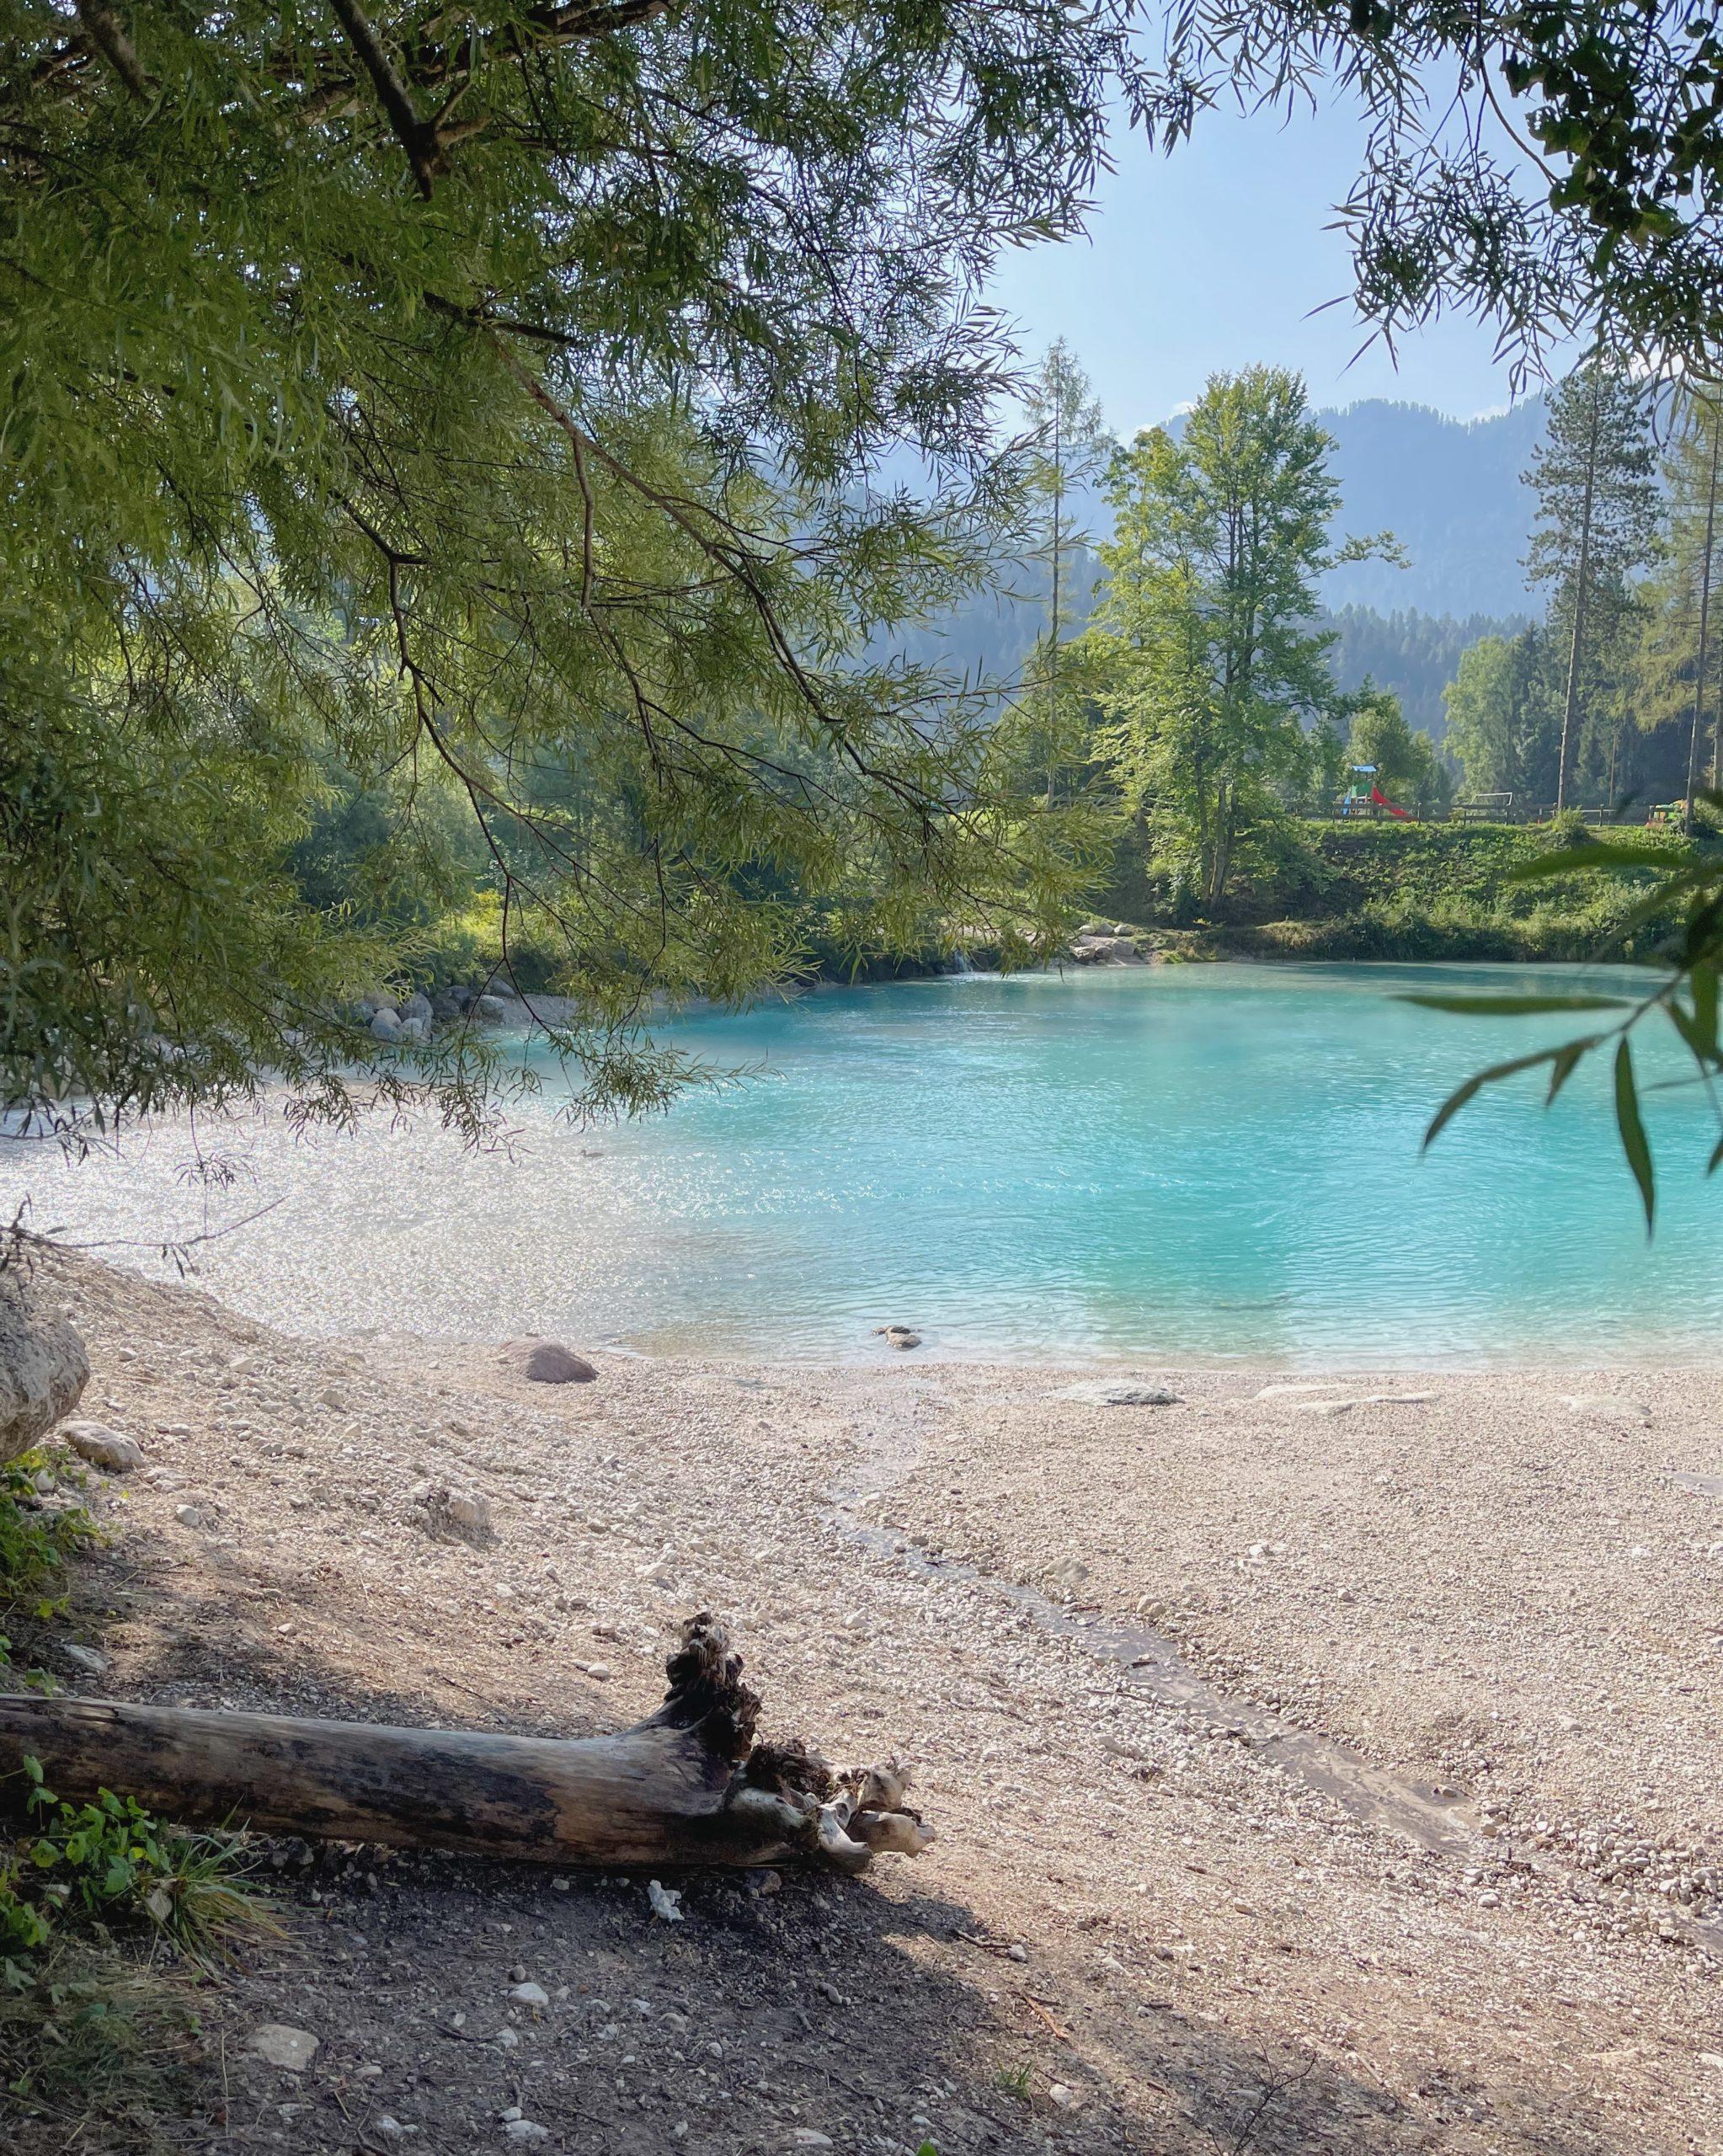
5;962;1719;1368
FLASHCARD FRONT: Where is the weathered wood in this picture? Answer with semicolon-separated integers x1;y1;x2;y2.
0;1613;933;1872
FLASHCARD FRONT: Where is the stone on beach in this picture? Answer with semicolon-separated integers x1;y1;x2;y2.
249;2024;319;2073
1058;1380;1177;1406
504;1339;598;1385
61;1418;145;1472
0;1290;88;1466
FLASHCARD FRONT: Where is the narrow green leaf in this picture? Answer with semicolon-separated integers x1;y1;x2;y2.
1707;1132;1723;1177
1400;992;1629;1016
1423;1048;1564;1149
1545;1041;1588;1103
1614;1039;1655;1232
1692;963;1718;1054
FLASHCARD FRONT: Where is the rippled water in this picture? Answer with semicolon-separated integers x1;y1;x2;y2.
5;962;1720;1365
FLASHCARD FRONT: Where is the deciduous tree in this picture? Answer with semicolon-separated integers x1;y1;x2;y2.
1090;368;1384;908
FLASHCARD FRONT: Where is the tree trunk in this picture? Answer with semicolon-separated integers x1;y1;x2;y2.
0;1614;932;1875
1556;389;1601;815
1697;418;1720;808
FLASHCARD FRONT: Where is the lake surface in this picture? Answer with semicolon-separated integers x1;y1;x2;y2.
5;962;1720;1366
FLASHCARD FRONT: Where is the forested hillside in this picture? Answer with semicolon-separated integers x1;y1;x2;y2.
1315;398;1546;615
883;397;1546;710
1322;605;1531;738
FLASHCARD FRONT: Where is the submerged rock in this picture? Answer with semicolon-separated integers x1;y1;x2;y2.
874;1325;922;1352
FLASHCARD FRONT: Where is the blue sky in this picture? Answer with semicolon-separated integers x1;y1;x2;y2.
988;96;1560;434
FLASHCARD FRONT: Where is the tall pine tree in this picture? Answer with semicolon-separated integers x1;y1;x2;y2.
1019;343;1112;803
1638;393;1723;820
1523;362;1659;812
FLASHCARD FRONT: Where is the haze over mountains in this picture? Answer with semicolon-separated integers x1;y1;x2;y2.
888;394;1550;740
1314;396;1544;616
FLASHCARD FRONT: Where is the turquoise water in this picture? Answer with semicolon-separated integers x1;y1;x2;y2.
589;960;1720;1364
6;961;1720;1364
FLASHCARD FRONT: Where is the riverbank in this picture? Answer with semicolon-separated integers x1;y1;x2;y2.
9;1253;1721;2153
1093;819;1699;966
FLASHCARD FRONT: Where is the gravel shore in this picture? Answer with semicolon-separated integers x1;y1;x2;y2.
9;1255;1722;2154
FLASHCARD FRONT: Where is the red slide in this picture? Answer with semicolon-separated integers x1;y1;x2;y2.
1369;783;1411;820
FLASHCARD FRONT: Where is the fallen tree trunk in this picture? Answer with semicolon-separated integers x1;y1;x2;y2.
0;1613;932;1873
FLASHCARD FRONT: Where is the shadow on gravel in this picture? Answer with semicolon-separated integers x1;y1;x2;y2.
21;1579;1661;2156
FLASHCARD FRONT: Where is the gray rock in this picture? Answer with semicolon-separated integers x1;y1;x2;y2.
506;1339;597;1385
508;1982;549;2009
1058;1380;1177;1407
873;1325;922;1351
472;994;509;1025
422;1486;493;1546
400;991;432;1022
61;1420;145;1473
249;2024;318;2073
501;2123;548;2145
370;1009;402;1043
1069;933;1145;965
61;1643;108;1676
0;1287;88;1467
397;1015;428;1045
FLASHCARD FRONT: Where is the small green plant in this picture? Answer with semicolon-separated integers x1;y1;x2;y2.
0;1939;206;2149
0;1449;99;1674
2;1758;271;1985
995;2061;1035;2101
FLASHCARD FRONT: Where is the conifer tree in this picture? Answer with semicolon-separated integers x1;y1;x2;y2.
1018;343;1112;803
1523;363;1659;811
1638;394;1723;821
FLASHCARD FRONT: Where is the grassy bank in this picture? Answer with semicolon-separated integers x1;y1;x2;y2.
1100;820;1704;965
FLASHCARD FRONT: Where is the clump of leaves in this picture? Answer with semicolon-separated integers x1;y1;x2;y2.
2;1758;272;1987
1407;806;1723;1225
0;1449;99;1684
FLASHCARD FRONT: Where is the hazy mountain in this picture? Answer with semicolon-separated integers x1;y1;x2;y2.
1314;397;1547;616
867;393;1550;728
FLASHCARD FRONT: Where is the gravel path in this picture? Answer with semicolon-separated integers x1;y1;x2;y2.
9;1257;1722;2154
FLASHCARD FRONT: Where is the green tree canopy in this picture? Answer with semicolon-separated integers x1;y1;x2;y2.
1443;629;1560;805
1089;366;1379;908
11;1;1723;1138
1344;686;1446;814
1;0;1135;1134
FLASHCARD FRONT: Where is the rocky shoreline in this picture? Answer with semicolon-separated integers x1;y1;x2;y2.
3;1253;1720;2153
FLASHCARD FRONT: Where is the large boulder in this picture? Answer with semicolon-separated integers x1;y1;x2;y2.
1069;933;1146;966
0;1288;89;1466
502;1338;597;1385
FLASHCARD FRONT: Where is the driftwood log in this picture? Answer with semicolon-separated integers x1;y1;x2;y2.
0;1614;933;1873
